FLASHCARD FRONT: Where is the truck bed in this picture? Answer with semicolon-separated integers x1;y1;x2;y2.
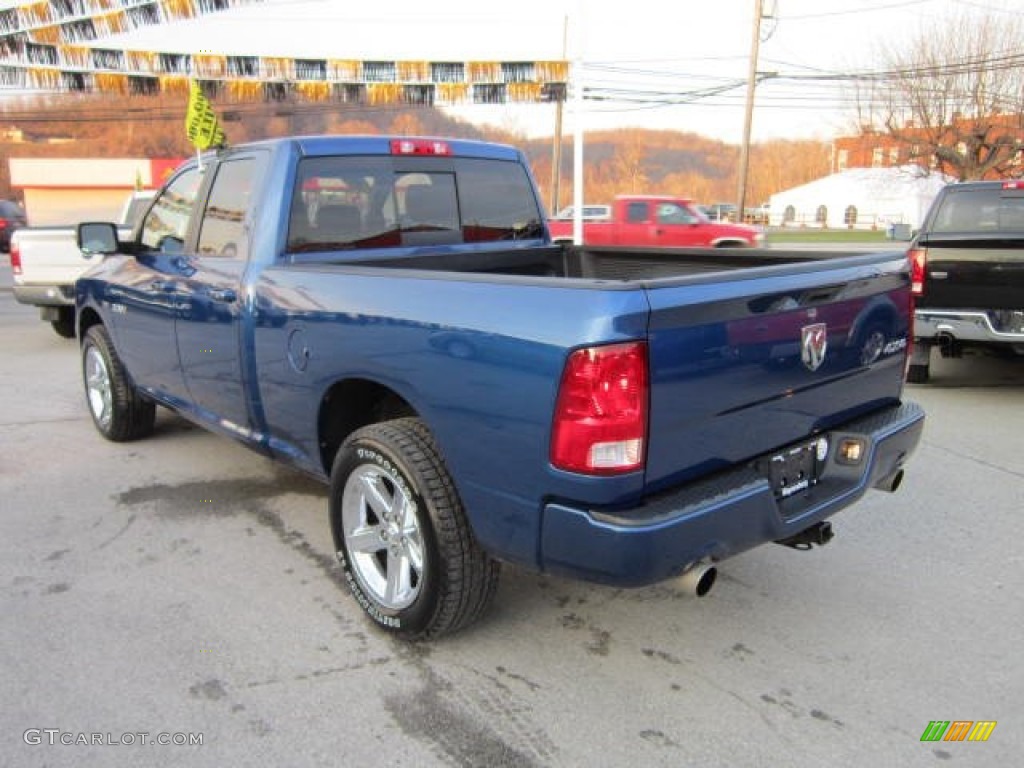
296;243;896;284
281;242;913;500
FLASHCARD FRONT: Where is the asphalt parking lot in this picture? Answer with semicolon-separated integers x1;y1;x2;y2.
1;259;1021;767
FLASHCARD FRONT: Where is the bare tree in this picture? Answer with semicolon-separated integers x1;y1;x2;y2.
389;113;425;136
748;140;831;204
609;133;649;194
853;9;1024;180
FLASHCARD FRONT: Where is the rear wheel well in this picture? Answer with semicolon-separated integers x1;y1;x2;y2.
318;379;417;475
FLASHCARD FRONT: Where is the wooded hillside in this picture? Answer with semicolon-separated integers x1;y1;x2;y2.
1;94;831;210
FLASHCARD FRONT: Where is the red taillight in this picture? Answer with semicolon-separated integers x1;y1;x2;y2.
908;246;927;296
10;239;21;275
551;342;648;475
390;139;451;156
1002;180;1024;190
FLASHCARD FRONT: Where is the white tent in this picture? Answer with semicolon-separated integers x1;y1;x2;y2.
768;166;954;230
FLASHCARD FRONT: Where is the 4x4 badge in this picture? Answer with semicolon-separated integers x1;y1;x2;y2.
801;323;828;371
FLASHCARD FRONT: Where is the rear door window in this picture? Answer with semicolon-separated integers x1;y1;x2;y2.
197;157;258;259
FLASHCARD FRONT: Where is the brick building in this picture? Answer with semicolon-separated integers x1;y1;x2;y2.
831;114;1024;179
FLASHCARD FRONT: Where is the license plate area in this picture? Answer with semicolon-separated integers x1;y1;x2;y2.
755;437;828;501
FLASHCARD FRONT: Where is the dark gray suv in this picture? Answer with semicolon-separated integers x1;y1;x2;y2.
0;200;27;252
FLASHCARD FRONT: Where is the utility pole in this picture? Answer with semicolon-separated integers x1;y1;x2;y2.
549;15;568;216
571;0;585;245
736;0;765;222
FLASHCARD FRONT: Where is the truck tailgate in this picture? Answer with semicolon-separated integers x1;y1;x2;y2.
642;252;912;492
13;228;91;285
918;241;1024;310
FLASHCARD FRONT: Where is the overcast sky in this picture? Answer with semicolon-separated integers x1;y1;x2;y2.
4;0;1020;143
440;0;1021;141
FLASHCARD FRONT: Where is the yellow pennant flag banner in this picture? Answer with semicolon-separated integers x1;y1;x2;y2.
185;80;226;150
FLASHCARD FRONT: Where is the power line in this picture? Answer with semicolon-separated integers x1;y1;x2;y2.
951;0;1023;15
779;0;938;20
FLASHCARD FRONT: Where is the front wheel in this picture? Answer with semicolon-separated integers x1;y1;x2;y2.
329;418;499;638
82;325;156;441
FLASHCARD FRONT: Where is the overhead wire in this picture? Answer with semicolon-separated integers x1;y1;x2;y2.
574;43;1024;116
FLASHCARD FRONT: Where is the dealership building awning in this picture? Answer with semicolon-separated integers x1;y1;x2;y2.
8;157;181;224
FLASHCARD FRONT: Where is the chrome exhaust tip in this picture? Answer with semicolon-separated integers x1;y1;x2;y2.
679;562;717;597
874;468;905;493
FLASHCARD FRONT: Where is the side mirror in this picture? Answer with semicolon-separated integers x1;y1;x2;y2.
78;222;120;256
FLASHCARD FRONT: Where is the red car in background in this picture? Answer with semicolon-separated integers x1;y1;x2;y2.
548;194;763;248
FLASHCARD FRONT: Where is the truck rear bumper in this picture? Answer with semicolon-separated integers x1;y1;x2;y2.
540;401;925;586
916;309;1024;344
13;284;75;307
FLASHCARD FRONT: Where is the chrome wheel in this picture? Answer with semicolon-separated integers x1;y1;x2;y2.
80;325;155;442
341;464;425;610
330;418;500;636
85;344;113;431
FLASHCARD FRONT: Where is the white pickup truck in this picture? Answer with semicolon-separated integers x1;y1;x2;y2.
11;190;155;337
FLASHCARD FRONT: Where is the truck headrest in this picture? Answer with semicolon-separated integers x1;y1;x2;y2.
316;204;362;241
404;185;455;229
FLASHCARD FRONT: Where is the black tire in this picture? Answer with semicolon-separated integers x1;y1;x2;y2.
329;417;499;638
906;363;930;384
81;325;156;441
51;307;76;339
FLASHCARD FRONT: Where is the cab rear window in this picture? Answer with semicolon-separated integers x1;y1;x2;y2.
932;187;1024;233
287;156;543;253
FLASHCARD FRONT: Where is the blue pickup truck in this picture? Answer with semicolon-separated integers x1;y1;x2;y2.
76;135;924;637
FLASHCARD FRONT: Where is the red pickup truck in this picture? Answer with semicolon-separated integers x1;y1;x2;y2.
548;195;764;247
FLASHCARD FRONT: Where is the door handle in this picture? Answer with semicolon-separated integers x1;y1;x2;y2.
208;288;237;303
